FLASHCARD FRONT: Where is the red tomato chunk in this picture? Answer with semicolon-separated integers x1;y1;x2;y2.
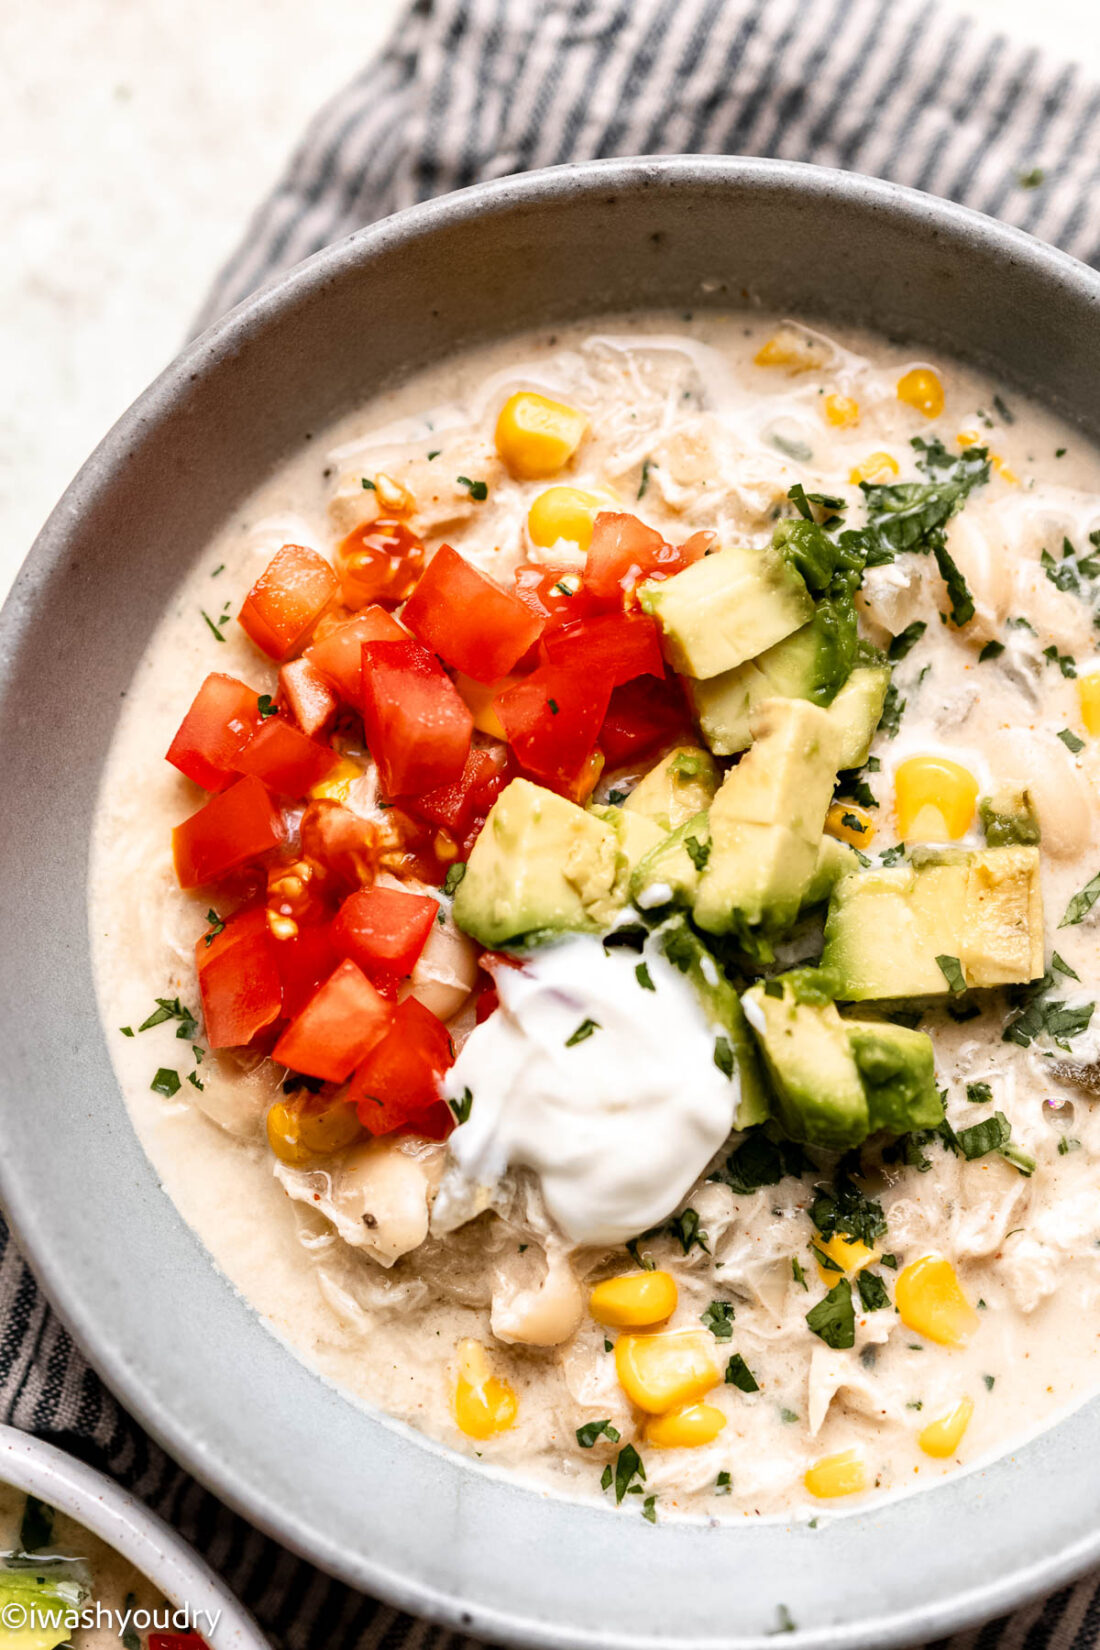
238;544;338;660
512;564;608;636
333;886;439;987
540;610;664;686
196;906;282;1047
349;997;454;1134
272;958;393;1082
304;606;406;704
173;776;285;889
494;663;613;793
402;544;544;681
148;1636;210;1650
412;744;511;834
582;512;707;603
360;638;472;797
235;717;339;797
599;674;692;767
274;922;339;1019
166;673;264;791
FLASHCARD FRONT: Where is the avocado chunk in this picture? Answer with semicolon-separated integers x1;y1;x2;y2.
631;810;711;909
639;541;813;679
742;972;869;1150
979;785;1041;847
693;698;843;948
622;744;721;830
454;778;623;947
742;971;944;1148
804;834;862;908
657;916;770;1127
821;845;1044;1000
0;1570;88;1650
845;1020;944;1135
823;665;890;770
590;803;665;885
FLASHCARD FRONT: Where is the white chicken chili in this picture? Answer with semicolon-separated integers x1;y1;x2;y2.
92;311;1100;1523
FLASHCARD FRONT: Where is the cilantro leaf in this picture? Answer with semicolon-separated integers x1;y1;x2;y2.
888;621;927;661
1060;870;1100;928
725;1353;759;1392
701;1301;735;1340
806;1278;855;1349
576;1418;621;1449
856;1271;890;1312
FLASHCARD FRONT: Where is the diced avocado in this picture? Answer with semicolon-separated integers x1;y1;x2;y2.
622;744;721;830
657;916;770;1127
631;810;711;909
742;973;869;1150
742;971;944;1147
0;1570;87;1650
845;1020;944;1134
639;541;813;679
803;834;862;908
453;778;623;947
590;805;666;902
824;665;891;770
979;785;1041;847
693;699;842;945
821;845;1044;1000
688;618;845;757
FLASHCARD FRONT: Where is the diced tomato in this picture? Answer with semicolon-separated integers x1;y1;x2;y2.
411;744;511;833
540;610;664;687
405;1100;455;1141
402;544;544;681
148;1637;210;1650
333;886;440;991
512;563;607;636
494;663;614;793
360;639;473;797
583;512;705;604
279;656;337;736
273;921;339;1018
173;776;285;890
475;984;499;1023
238;544;338;660
335;518;425;610
165;673;265;792
349;997;455;1134
234;716;339;798
304;606;406;704
272;958;393;1082
599;673;693;767
195;905;282;1047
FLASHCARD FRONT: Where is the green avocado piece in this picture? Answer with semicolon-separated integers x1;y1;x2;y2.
823;665;891;770
742;973;869;1150
978;785;1042;847
693;698;842;946
630;809;711;909
821;846;1045;1000
590;804;665;885
0;1571;88;1650
453;778;624;948
656;916;770;1127
804;835;862;907
639;541;813;679
622;744;721;831
845;1021;944;1134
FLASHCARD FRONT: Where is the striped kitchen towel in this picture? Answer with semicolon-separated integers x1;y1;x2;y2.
6;3;1100;1649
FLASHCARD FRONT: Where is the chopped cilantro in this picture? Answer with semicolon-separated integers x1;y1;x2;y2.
983;1373;996;1390
450;1087;473;1125
888;620;927;661
966;1081;992;1105
684;835;711;871
668;1208;709;1255
725;1353;759;1392
810;1173;886;1248
456;475;488;501
779;1407;799;1424
642;1495;658;1524
933;540;975;626
856;1271;890;1312
935;954;966;994
257;694;279;718
187;1071;204;1091
877;681;905;739
978;640;1005;662
576;1418;620;1449
711;1130;808;1194
1043;645;1077;678
150;1068;181;1097
791;1257;808;1289
637;458;653;498
200;607;230;643
1058;1136;1082;1155
119;1026;133;1037
1060;870;1100;928
993;394;1016;423
138;996;199;1040
1052;952;1080;980
1059;728;1085;754
612;1444;646;1504
443;862;466;897
806;1278;855;1350
713;1036;735;1078
879;843;906;866
361;477;376;490
715;1470;732;1494
566;1018;600;1047
548;697;560;714
635;961;655;991
204;909;225;946
701;1301;735;1340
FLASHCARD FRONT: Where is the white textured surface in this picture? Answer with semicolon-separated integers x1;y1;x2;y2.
1;0;1095;605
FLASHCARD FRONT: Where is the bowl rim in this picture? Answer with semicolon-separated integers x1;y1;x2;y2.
5;153;1100;1650
0;1423;267;1648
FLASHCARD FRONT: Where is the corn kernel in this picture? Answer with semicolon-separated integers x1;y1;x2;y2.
266;913;298;941
373;472;412;513
266;1101;311;1165
528;486;612;551
824;393;860;428
645;1402;727;1449
849;451;900;485
614;1330;720;1414
753;329;827;374
814;1232;877;1288
589;1270;678;1328
310;757;363;804
894;755;978;842
824;801;876;849
266;1098;362;1164
919;1396;974;1458
957;430;981;449
454;672;513;739
895;1254;978;1347
804;1449;867;1499
1078;672;1100;735
453;1339;518;1439
897;367;945;420
495;392;588;479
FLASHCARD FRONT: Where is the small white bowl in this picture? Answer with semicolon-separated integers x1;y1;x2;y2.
0;1424;267;1650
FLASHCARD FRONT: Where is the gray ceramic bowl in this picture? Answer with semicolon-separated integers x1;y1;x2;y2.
0;1424;266;1648
2;157;1100;1650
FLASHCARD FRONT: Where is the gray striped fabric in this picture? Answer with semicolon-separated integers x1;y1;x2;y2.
6;2;1100;1646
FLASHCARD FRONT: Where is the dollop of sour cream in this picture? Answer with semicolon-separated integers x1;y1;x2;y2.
433;934;741;1246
